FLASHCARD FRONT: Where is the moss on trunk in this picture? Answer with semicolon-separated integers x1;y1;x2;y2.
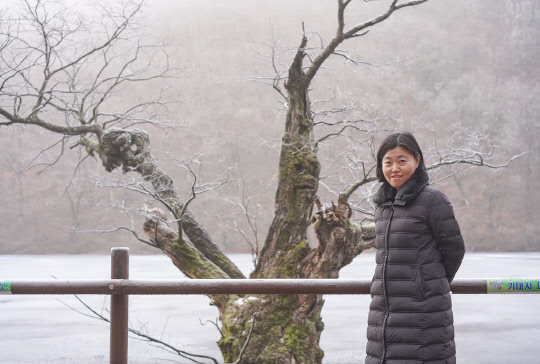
219;293;324;364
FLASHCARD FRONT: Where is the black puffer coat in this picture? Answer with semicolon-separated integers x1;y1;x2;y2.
365;170;465;364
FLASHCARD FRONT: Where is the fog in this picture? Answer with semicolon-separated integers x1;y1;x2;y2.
0;0;538;254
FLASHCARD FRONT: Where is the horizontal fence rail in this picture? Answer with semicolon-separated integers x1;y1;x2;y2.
3;278;540;295
1;248;538;364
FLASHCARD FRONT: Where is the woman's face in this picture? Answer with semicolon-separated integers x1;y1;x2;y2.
382;146;420;190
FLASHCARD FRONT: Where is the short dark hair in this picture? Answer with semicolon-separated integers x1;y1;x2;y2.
375;132;426;182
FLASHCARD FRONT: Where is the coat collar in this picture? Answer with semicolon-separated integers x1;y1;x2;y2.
372;169;429;206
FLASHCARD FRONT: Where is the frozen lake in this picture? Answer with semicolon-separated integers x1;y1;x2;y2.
1;252;539;363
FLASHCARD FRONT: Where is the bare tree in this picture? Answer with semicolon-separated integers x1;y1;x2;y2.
0;0;522;363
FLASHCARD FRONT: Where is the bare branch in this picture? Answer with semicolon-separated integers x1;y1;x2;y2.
342;175;378;199
315;124;369;146
200;318;223;337
343;0;430;39
231;313;257;364
0;108;103;136
426;152;525;170
75;225;155;248
304;0;429;86
57;294;219;364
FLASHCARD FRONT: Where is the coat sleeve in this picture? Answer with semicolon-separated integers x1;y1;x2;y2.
428;191;465;283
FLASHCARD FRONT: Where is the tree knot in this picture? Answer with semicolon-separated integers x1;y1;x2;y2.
310;194;352;230
100;128;150;173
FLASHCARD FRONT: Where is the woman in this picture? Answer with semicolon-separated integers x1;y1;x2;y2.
365;132;465;364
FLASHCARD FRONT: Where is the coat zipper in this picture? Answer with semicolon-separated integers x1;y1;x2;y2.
380;203;394;364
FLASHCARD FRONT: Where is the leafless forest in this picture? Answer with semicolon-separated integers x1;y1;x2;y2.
1;0;538;255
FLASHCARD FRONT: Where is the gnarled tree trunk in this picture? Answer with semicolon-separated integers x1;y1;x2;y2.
212;33;376;363
225;38;326;362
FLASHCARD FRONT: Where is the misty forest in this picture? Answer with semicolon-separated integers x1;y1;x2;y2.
0;0;538;363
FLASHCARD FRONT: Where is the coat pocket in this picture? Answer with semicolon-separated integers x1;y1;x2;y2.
412;265;426;300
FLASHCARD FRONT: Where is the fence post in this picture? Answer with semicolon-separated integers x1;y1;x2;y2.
110;248;129;364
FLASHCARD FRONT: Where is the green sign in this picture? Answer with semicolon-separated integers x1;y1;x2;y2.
487;279;540;293
0;281;11;294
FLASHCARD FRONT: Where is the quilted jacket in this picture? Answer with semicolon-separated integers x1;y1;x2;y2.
365;170;465;364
